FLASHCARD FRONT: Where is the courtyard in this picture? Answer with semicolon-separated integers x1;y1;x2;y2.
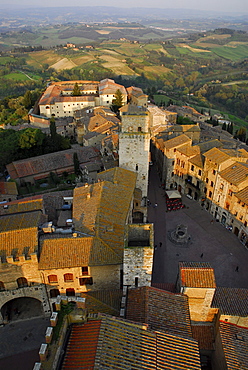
148;164;248;290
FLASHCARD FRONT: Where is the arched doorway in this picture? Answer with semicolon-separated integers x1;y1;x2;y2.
194;192;198;201
1;297;43;322
221;214;227;225
178;185;182;193
50;289;60;298
133;211;144;223
234;227;239;236
66;288;75;297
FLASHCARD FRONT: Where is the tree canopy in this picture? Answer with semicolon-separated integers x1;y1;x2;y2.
72;82;81;96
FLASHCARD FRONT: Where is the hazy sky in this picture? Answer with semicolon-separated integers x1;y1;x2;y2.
0;0;247;14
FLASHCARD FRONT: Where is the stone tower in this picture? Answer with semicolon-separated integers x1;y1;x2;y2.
119;105;150;198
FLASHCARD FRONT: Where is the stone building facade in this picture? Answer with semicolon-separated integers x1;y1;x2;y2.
123;224;154;288
119;105;151;200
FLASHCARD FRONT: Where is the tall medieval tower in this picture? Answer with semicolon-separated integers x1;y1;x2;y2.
119;105;151;198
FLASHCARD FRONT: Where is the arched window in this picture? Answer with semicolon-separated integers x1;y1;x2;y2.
48;275;58;284
64;273;73;282
17;277;28;288
0;281;5;291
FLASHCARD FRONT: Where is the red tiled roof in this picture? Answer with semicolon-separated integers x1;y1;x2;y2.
7;147;100;180
126;286;192;338
211;287;248;316
179;262;216;288
0;181;17;195
219;321;248;370
63;316;201;369
62;320;101;370
0;211;41;258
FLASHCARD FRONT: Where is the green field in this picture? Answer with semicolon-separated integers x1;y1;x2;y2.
210;44;248;61
0;56;15;65
4;72;30;81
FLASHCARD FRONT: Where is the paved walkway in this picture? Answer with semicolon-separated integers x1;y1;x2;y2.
0;316;49;369
148;164;248;289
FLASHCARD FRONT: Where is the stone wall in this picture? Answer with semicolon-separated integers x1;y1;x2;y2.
123;224;154;288
123;247;153;288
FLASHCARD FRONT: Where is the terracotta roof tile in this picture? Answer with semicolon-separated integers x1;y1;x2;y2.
0;182;18;195
198;139;223;153
211;287;248;316
72;168;137;265
99;78;127;95
235;186;248;204
219;321;248;370
63;316;201;369
0;211;41;259
203;147;231;164
189;153;205;168
81;289;122;316
7;147;100;180
0;197;43;216
163;134;191;149
220;162;248;186
178;144;200;157
179;262;216;288
126;286;192;337
62;319;101;370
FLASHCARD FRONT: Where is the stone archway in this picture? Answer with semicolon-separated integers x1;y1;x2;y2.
1;297;43;322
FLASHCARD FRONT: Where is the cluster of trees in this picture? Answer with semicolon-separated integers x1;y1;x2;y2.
0;121;70;171
222;121;234;134
0;89;41;125
200;84;248;120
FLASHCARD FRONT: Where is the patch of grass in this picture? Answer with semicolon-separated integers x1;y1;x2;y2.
0;56;15;65
4;72;29;81
227;114;248;128
210;44;248;61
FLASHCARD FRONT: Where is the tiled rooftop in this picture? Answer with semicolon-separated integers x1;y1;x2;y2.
163;134;191;149
81;289;122;316
0;211;41;258
72;168;137;265
179;262;216;288
62;319;101;370
0;210;42;232
63;316;201;369
189;153;205;168
211;287;248;316
7;146;100;179
203;147;231;164
0;181;18;195
0;196;43;216
178;144;200;157
98;78;126;95
126;286;192;337
39;235;93;269
235;186;248;204
198;139;223;153
219;321;248;370
220;162;248;186
39;80;99;105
